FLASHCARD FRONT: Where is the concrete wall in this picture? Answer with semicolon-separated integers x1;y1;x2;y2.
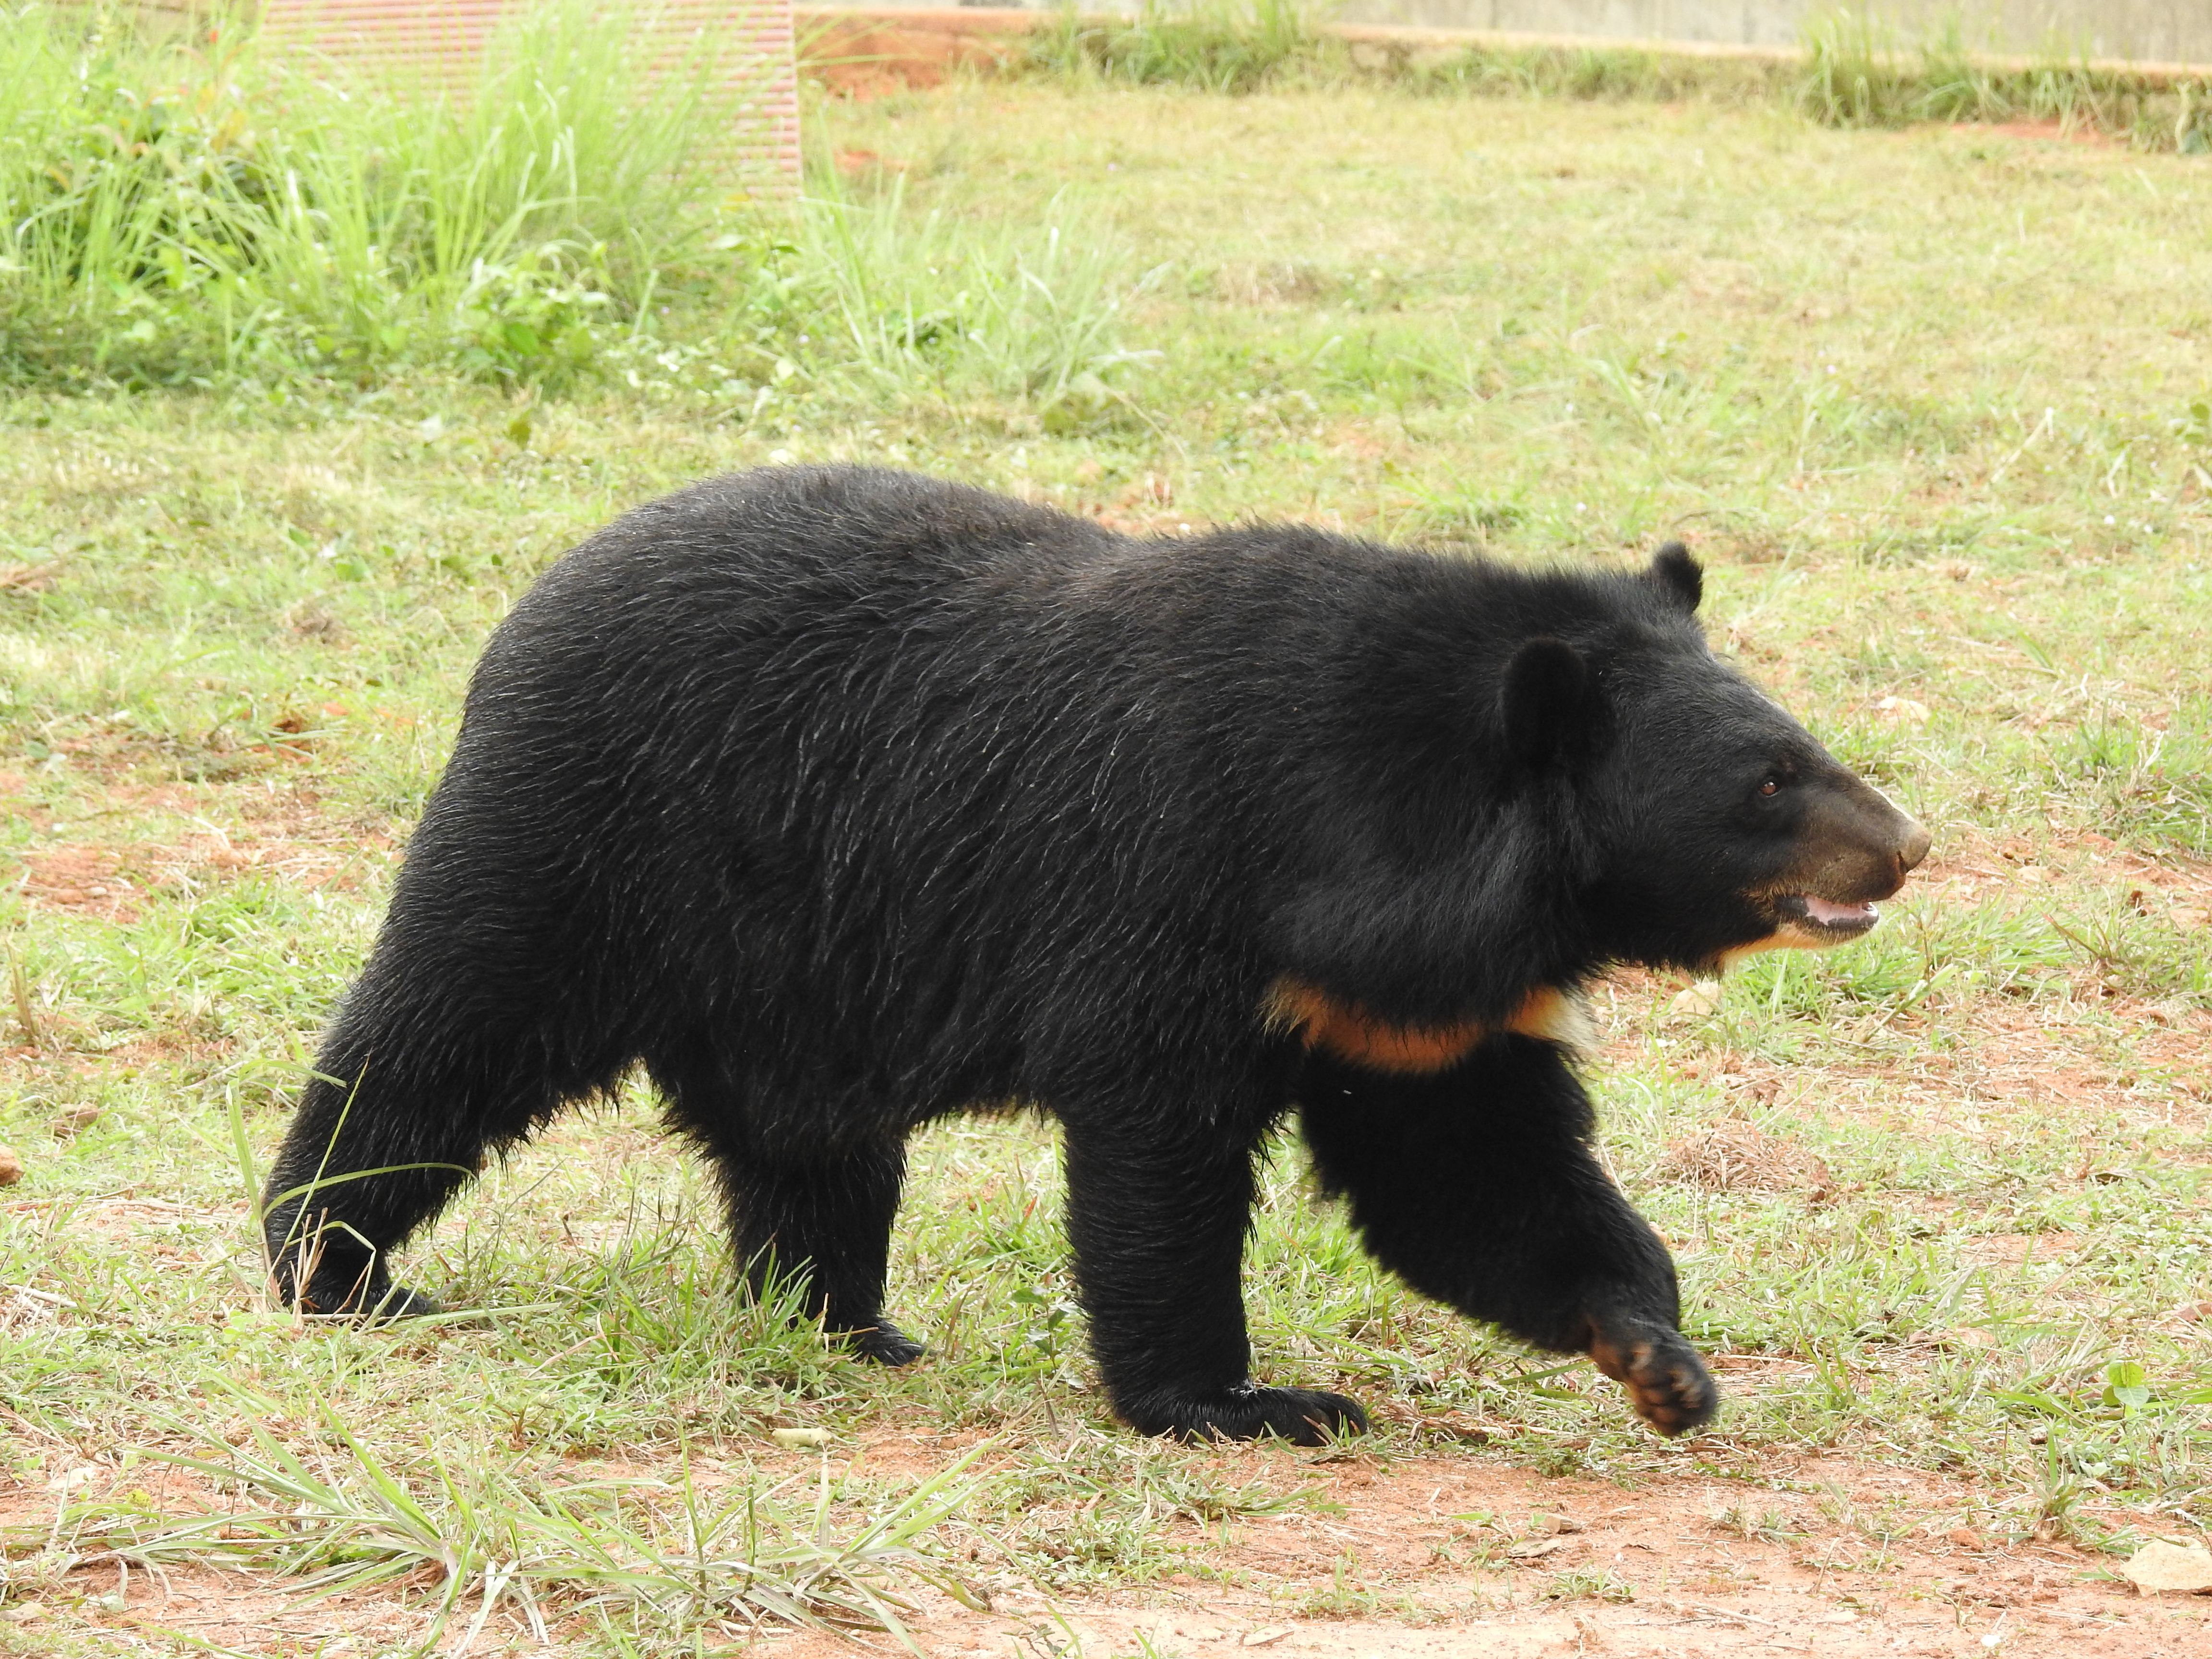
1328;3;2210;63
834;2;2212;65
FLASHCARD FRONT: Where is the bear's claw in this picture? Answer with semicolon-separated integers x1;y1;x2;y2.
1589;1329;1719;1436
1139;1384;1369;1446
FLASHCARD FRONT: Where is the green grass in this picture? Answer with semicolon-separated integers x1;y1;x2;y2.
1027;0;1322;94
1012;2;2212;153
0;0;767;389
9;1;2208;398
2;40;2212;1659
1791;11;2212;147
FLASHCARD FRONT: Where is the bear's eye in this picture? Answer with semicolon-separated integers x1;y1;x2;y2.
1757;777;1781;797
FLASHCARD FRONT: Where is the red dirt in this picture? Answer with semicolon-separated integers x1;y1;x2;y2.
1959;120;2118;148
12;1437;2210;1656
802;12;1033;100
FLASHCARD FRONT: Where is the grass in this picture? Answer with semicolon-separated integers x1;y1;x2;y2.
60;1384;988;1650
1791;11;2212;147
1;20;2212;1659
1013;2;2212;153
1027;0;1322;95
0;0;769;389
9;1;2208;397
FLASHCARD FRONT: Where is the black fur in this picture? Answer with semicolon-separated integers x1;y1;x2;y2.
264;466;1925;1443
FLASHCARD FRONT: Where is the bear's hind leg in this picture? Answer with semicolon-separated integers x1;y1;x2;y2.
264;1010;585;1320
1062;1120;1367;1445
665;1082;921;1364
1299;1036;1717;1437
733;1140;921;1364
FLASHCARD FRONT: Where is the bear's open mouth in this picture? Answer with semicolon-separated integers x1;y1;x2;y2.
1774;892;1881;940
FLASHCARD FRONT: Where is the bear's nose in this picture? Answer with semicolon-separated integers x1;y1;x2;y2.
1896;819;1932;877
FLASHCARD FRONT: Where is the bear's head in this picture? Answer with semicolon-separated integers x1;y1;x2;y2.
1506;545;1932;975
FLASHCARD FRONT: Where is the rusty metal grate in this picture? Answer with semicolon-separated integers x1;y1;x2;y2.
182;0;800;185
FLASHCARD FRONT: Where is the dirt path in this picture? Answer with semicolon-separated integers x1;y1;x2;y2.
763;1444;2209;1659
47;1442;2197;1657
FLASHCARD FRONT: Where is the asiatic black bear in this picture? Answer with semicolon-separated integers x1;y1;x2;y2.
264;467;1927;1443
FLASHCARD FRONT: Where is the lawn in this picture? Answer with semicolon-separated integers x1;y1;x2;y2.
2;57;2210;1659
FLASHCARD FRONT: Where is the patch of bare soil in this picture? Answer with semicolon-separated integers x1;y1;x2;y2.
769;1444;2207;1659
18;1443;2207;1657
800;13;1031;100
13;826;391;926
4;1543;450;1655
1957;120;2118;148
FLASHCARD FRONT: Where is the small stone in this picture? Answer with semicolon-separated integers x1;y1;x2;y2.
0;1145;20;1186
2119;1539;2212;1594
1670;979;1723;1019
1949;1527;1986;1549
770;1426;830;1449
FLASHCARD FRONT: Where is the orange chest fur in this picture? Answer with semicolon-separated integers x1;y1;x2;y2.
1262;979;1588;1074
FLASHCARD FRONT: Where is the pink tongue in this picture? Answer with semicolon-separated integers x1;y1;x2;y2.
1804;896;1875;926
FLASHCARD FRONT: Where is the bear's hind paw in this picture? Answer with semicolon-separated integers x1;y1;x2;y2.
1141;1385;1369;1446
1589;1330;1718;1437
843;1321;927;1366
295;1281;444;1323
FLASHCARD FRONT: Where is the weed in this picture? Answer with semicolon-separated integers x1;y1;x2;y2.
1542;1567;1635;1602
1027;0;1320;95
1009;2;2212;154
1793;10;2210;148
53;1393;986;1647
798;178;1160;421
0;0;771;388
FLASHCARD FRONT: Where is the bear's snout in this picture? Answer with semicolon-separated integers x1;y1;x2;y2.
1896;817;1933;880
1723;771;1930;965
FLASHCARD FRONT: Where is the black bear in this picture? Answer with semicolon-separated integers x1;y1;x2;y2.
264;466;1928;1443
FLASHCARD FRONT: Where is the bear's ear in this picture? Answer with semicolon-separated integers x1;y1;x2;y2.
1648;542;1702;612
1500;637;1591;768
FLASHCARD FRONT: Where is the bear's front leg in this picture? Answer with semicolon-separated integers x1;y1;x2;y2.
1299;1034;1717;1437
1061;1121;1367;1444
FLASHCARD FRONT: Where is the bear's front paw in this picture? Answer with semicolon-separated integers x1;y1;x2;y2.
1135;1384;1369;1446
843;1320;926;1366
1588;1327;1718;1436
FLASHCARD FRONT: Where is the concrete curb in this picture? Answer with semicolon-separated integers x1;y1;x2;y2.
791;6;2212;86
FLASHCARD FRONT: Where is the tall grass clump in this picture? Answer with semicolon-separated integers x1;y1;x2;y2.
1026;0;1321;94
801;176;1163;429
24;1385;988;1650
1793;9;2212;148
1007;1;2210;151
0;2;769;387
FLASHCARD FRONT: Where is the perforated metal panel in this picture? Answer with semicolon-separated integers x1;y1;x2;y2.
207;1;800;183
